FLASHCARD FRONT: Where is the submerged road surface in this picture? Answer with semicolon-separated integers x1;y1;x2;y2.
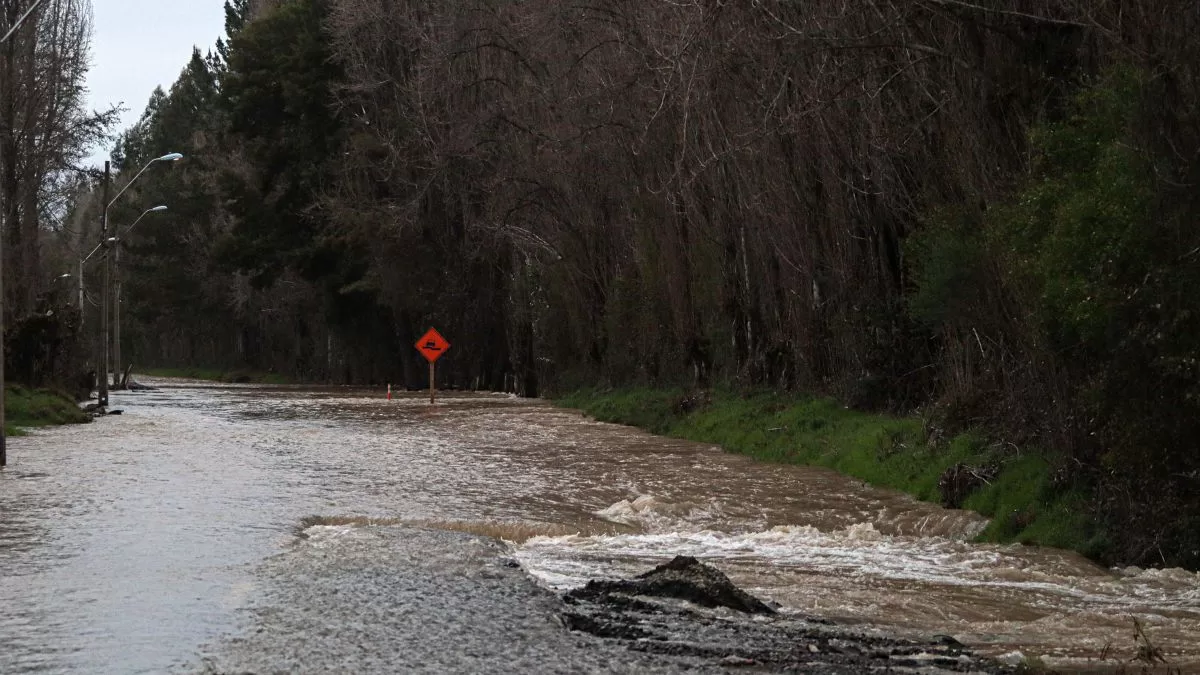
1;381;1197;673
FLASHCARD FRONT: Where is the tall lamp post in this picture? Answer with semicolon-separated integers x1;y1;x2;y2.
112;205;167;388
1;0;49;467
97;152;182;407
77;236;116;396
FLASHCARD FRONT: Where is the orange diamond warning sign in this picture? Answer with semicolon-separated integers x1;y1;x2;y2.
415;328;450;363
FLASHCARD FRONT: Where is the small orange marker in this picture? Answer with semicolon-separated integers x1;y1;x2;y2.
387;383;392;400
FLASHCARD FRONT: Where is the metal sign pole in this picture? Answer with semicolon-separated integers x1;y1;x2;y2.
415;327;449;406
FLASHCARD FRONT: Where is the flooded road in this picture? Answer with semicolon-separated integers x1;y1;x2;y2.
1;382;1197;673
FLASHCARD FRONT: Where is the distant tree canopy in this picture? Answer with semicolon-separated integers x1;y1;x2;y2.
91;0;1200;566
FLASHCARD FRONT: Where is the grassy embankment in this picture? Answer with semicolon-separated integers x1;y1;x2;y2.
3;385;90;436
557;388;1109;561
139;367;293;385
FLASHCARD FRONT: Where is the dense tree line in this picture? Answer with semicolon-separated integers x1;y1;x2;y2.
97;0;1198;566
1;0;116;390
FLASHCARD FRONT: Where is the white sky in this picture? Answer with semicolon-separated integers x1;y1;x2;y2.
84;0;227;166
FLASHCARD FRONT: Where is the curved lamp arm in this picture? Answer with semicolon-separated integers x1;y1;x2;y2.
104;153;182;230
118;205;169;238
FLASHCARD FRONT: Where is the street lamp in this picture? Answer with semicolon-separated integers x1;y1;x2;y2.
102;154;181;233
124;204;169;227
111;205;168;387
98;153;181;406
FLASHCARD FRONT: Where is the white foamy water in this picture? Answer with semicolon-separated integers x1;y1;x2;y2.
513;493;1200;671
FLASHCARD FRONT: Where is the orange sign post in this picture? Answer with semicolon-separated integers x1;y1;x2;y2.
415;327;450;404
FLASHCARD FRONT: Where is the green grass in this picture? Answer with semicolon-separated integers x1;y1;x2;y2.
556;388;1105;560
139;367;293;385
965;454;1110;559
4;384;90;436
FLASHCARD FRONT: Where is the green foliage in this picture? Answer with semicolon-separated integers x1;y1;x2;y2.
669;394;979;502
557;388;687;434
218;0;345;286
966;458;1108;558
907;210;992;329
111;46;230;371
106;0;397;383
904;67;1200;566
1005;70;1200;565
4;385;90;435
909;68;1172;355
996;68;1159;356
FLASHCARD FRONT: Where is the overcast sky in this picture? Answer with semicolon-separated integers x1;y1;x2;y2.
84;1;227;166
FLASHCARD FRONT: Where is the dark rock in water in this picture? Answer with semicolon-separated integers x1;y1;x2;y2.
568;555;776;615
108;409;123;415
933;633;966;648
127;380;158;391
556;555;1014;672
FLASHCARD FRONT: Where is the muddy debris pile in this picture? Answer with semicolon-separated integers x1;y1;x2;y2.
561;556;1013;673
568;555;777;615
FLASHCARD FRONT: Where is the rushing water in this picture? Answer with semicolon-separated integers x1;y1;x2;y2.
1;381;1197;673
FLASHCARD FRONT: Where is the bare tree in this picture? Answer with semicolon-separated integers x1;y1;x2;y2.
1;0;112;316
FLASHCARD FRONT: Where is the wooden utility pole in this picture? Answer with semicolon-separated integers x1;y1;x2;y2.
98;161;109;407
1;183;5;466
113;240;121;387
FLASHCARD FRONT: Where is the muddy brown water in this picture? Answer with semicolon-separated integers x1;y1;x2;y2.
1;381;1197;673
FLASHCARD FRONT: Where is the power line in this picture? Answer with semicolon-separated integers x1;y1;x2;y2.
0;0;46;45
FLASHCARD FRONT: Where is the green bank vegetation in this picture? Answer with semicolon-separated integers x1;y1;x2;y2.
3;385;90;436
558;388;1108;562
